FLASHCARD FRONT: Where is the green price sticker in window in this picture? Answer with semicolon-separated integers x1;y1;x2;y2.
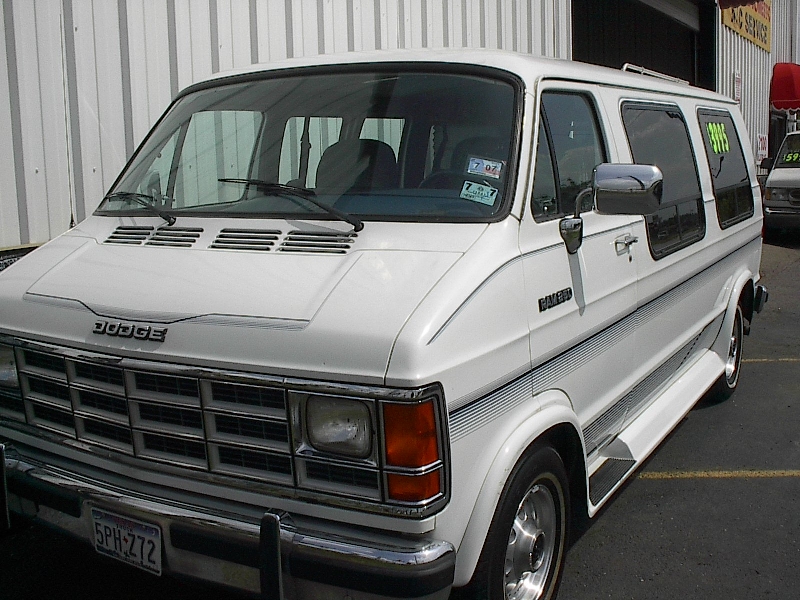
782;152;800;163
706;122;730;155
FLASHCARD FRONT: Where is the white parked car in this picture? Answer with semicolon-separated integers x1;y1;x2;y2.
0;49;767;600
761;130;800;229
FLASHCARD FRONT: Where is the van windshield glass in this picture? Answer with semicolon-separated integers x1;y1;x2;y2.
99;69;518;223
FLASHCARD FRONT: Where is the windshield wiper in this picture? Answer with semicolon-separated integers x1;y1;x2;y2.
219;178;364;232
103;191;176;226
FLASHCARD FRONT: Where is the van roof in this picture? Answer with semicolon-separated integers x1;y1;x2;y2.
184;48;734;105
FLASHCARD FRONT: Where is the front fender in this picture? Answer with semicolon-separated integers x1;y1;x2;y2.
452;392;583;587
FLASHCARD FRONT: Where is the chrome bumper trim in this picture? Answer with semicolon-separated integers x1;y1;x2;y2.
1;444;455;599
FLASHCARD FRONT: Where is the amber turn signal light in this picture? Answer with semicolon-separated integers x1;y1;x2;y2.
387;470;441;503
383;400;439;468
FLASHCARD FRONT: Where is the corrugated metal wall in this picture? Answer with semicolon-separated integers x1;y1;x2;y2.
770;0;799;134
717;0;796;157
0;0;571;249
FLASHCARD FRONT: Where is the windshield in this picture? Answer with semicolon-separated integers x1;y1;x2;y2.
775;134;800;168
99;68;519;223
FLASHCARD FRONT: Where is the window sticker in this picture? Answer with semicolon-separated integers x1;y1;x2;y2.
782;151;800;164
706;122;730;155
466;156;504;179
460;181;498;205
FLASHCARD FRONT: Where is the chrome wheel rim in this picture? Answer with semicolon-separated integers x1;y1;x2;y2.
724;307;743;387
503;483;557;600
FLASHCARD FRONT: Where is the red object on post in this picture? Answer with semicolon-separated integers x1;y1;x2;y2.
770;63;800;112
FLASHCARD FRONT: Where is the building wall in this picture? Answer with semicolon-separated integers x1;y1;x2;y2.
717;0;796;158
0;0;571;249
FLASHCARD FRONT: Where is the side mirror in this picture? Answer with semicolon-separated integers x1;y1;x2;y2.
594;163;663;216
559;217;583;254
760;157;774;171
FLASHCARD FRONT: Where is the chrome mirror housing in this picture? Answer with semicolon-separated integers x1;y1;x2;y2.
594;163;663;215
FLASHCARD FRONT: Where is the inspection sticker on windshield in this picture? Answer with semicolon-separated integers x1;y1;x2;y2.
460;181;498;205
467;157;503;179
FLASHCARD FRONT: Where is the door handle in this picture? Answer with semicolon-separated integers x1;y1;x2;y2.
614;234;639;253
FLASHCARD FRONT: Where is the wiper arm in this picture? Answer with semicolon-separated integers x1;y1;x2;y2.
104;191;176;226
219;178;364;232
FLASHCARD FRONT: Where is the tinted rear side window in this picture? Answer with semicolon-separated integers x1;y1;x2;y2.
697;109;754;228
622;103;705;259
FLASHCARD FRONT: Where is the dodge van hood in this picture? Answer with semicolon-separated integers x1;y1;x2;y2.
0;224;477;383
25;241;358;323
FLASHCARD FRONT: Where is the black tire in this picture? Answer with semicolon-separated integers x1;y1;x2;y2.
0;512;31;538
711;302;745;401
467;445;569;600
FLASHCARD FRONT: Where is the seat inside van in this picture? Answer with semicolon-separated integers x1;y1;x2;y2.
315;139;400;194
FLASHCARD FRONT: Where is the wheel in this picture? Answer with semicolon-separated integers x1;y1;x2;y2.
0;512;31;538
468;446;569;600
712;302;744;400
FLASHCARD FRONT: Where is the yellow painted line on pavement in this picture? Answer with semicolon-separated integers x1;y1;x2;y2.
640;469;800;480
743;358;800;363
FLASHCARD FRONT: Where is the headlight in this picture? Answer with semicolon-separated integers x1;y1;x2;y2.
306;396;372;458
766;187;789;202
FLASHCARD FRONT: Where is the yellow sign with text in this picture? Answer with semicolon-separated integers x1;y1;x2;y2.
722;1;772;53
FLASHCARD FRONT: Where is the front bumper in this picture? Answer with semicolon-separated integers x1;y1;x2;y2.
764;206;800;229
0;442;455;600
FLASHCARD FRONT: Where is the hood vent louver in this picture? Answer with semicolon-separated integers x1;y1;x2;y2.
210;228;281;251
105;227;356;254
105;225;202;247
278;231;357;254
146;227;203;247
105;226;155;245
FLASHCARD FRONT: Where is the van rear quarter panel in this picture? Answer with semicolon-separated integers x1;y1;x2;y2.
595;86;762;408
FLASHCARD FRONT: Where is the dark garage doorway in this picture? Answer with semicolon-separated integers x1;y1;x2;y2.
572;0;716;90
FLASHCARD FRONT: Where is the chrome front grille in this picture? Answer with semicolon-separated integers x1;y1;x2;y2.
0;386;25;415
0;340;451;518
12;347;294;484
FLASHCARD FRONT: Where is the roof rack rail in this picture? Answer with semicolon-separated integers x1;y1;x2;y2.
621;63;689;85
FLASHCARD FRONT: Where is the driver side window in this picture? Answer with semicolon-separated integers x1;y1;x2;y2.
532;92;606;221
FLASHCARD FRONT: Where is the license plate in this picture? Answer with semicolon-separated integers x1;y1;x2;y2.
91;508;162;575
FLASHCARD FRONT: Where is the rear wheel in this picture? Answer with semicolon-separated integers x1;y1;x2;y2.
468;446;569;600
712;302;744;400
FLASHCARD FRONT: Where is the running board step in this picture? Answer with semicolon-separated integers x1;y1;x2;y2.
589;457;636;506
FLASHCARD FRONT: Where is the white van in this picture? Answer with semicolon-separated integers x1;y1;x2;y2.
0;50;768;600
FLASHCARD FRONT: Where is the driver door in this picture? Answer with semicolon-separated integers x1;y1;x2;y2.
519;88;639;456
